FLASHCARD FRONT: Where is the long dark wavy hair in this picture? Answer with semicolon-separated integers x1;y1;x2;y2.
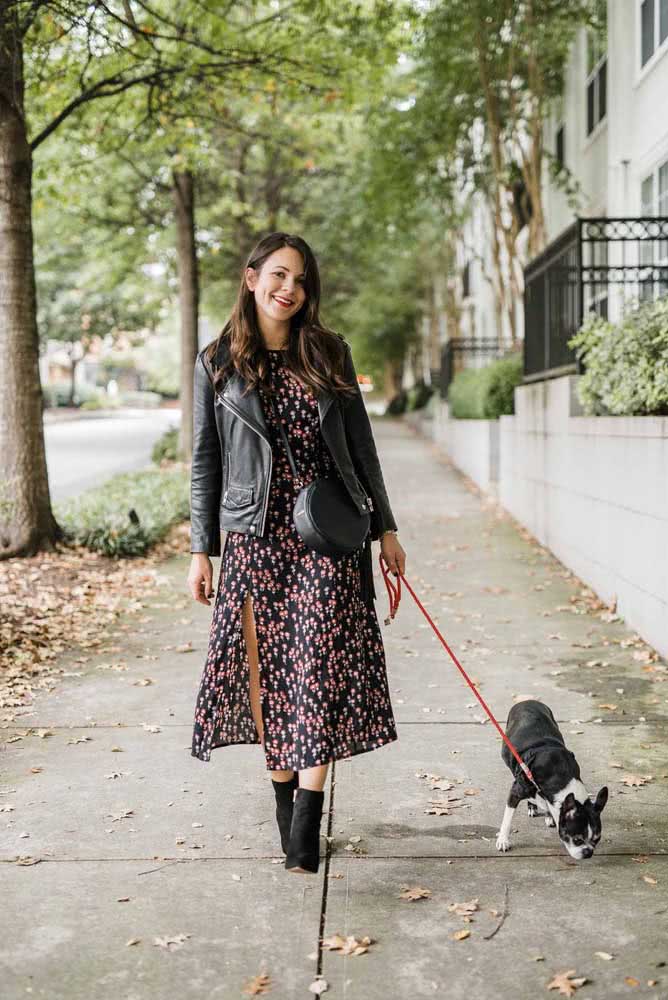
204;231;357;401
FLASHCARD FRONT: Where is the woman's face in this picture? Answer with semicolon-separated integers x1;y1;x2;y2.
245;247;307;324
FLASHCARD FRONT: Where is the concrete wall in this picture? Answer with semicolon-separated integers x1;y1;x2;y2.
420;377;668;657
432;404;499;496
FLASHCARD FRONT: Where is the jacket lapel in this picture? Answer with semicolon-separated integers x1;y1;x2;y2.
214;340;336;439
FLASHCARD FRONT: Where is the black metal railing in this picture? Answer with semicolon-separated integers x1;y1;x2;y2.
440;337;508;400
523;216;668;381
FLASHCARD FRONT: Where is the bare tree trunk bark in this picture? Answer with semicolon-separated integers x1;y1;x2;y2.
172;169;199;462
0;9;61;557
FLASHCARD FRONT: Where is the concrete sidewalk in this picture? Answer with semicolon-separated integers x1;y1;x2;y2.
2;416;667;999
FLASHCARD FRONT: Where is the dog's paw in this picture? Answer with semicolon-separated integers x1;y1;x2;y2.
544;815;556;828
527;802;540;818
495;833;512;852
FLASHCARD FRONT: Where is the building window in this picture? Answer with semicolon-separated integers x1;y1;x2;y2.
462;261;471;299
639;161;668;301
640;0;668;68
586;14;607;136
555;124;565;167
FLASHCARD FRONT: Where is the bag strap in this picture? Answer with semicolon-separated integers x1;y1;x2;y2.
266;393;303;487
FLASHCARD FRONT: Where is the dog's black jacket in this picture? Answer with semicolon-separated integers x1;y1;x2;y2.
502;700;581;803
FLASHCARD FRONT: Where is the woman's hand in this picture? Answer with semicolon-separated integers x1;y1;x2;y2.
188;553;215;606
380;532;406;578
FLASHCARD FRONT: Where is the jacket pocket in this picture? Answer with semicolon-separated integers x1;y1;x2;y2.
222;482;255;509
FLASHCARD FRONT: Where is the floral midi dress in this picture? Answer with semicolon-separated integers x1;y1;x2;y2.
190;347;398;771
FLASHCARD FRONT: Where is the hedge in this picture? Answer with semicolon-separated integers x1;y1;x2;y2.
448;352;523;419
568;296;668;416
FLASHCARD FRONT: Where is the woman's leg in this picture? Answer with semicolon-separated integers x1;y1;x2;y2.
299;763;329;792
242;592;295;783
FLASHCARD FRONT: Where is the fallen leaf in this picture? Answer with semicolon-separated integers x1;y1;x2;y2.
594;951;614;960
309;977;329;995
451;929;470;941
546;969;588;995
242;972;272;995
321;933;373;956
153;933;191;951
448;899;479;916
398;885;432;902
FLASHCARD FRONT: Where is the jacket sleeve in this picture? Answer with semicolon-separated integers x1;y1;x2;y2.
341;342;398;541
190;352;223;556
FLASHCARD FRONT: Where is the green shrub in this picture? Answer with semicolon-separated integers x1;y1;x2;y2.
568;297;668;415
42;383;74;408
152;426;182;464
54;465;190;557
448;368;485;417
386;389;408;415
406;380;434;411
448;352;523;419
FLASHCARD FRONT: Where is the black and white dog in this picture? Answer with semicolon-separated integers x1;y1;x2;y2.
495;699;608;859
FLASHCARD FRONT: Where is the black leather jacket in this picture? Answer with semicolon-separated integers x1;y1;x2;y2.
190;334;398;557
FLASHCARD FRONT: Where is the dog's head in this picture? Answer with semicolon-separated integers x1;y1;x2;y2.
558;787;608;859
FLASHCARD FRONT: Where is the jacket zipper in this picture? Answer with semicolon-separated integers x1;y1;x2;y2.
217;392;371;529
217;393;273;535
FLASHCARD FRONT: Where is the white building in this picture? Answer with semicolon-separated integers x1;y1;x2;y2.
438;0;668;378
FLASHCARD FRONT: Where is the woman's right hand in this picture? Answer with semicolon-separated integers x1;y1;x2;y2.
188;553;215;606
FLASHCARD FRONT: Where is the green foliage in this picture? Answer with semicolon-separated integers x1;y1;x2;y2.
448;352;523;419
152;427;182;464
386;390;408;415
568;298;668;415
54;466;190;558
406;381;434;411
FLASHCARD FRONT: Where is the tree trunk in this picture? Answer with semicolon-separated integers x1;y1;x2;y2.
172;169;199;462
0;10;61;557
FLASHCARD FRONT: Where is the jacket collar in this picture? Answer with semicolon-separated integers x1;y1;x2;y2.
210;337;336;437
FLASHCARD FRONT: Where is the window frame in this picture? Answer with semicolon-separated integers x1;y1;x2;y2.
638;0;668;77
639;158;668;302
585;24;607;138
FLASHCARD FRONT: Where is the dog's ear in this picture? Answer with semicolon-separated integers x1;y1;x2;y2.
561;792;577;820
592;786;608;813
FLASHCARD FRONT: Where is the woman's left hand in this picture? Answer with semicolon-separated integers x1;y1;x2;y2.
380;532;406;578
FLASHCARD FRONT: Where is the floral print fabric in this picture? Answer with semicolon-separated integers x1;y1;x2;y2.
190;348;398;770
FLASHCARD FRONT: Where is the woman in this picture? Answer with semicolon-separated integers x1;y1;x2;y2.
187;232;406;875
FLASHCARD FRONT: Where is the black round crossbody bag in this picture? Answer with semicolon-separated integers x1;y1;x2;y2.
267;394;370;558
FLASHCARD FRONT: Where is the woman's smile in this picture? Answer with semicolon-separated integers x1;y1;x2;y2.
272;294;294;308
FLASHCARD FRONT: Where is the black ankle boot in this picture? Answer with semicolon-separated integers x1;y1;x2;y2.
271;772;299;854
285;786;325;874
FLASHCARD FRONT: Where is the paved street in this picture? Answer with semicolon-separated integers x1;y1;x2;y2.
1;415;667;999
44;407;181;501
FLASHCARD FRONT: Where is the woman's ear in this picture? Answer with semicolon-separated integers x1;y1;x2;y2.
245;266;257;292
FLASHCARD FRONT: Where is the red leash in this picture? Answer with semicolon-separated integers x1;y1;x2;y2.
378;552;539;791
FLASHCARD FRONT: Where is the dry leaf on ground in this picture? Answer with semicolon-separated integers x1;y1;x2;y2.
448;899;479;917
546;969;588;996
398;885;432;901
321;934;373;956
451;929;470;941
153;933;191;951
242;972;272;995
